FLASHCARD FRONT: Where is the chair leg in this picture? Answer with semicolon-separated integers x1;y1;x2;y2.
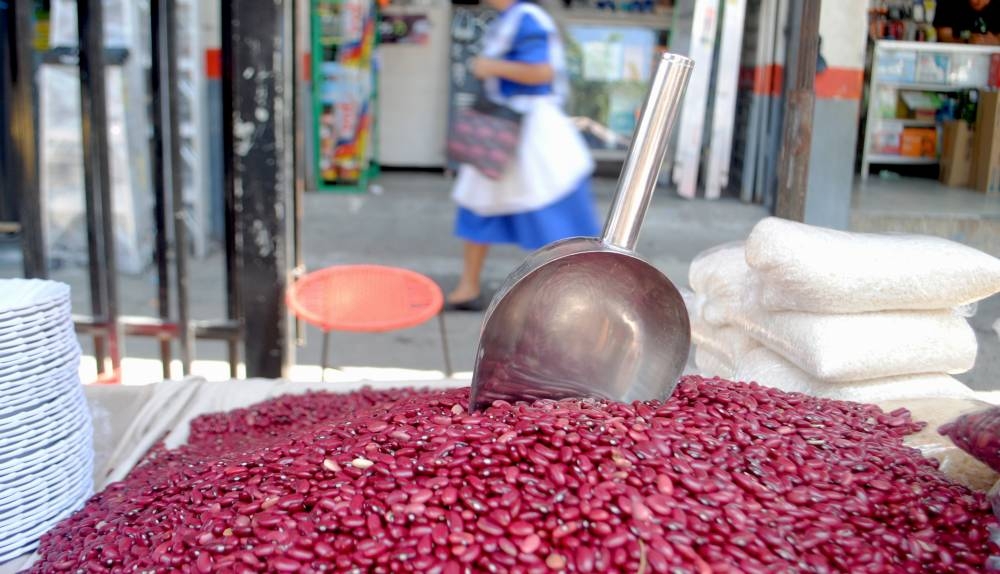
438;313;453;378
321;331;331;382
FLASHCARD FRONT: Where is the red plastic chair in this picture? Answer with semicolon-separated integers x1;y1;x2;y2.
286;265;452;379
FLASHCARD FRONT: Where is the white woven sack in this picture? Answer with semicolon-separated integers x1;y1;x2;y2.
734;347;975;403
745;217;1000;314
689;241;749;325
740;305;978;381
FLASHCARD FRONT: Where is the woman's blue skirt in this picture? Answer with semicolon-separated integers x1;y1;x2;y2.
454;178;600;251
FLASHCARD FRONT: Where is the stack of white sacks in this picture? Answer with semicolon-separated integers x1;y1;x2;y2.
689;217;1000;402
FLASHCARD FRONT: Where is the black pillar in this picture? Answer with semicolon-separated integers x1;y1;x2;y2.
78;0;121;374
775;0;821;222
222;0;296;378
10;0;45;278
150;0;193;376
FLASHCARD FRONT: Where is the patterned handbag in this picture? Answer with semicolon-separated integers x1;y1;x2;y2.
447;95;523;180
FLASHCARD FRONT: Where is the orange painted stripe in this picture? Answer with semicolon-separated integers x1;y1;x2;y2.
742;64;784;97
205;49;312;82
741;64;862;100
761;64;784;97
815;67;864;100
205;48;222;79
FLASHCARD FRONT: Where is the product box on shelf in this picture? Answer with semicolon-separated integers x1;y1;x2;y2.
940;120;975;188
990;54;1000;88
949;53;991;86
875;85;899;118
873;123;904;155
973;90;1000;193
898;91;941;121
916;53;949;84
901;127;937;158
876;50;917;84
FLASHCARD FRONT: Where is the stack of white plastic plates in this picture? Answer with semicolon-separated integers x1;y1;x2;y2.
0;279;93;562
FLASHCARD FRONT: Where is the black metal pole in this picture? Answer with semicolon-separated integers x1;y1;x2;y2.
10;0;46;279
77;0;121;375
222;0;295;378
163;0;193;374
775;0;821;222
0;6;10;227
221;0;243;378
292;0;306;348
320;331;330;382
148;0;174;379
438;314;453;377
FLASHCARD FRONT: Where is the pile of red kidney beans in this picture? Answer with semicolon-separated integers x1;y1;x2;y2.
32;377;996;573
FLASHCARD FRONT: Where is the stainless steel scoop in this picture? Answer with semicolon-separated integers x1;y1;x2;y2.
469;53;694;411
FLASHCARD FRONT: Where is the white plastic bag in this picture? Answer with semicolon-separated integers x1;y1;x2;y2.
745;217;1000;314
691;317;758;367
694;345;735;379
688;242;748;325
740;305;978;381
689;241;748;298
679;286;700;319
734;348;975;403
699;296;744;327
687;289;743;379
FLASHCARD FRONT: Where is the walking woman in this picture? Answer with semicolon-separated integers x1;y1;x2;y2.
447;0;599;309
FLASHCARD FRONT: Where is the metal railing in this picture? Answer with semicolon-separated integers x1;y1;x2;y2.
2;0;300;380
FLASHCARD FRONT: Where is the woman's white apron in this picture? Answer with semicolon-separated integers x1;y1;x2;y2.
451;3;594;217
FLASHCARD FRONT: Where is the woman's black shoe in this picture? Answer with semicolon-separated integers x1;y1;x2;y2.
444;295;486;312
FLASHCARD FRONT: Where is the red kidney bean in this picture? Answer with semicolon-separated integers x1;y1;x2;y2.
29;381;997;574
546;553;567;570
508;520;533;537
519;534;542;554
575;545;595;572
497;537;518;557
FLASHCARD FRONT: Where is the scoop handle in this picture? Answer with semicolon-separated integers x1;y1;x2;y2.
602;53;694;251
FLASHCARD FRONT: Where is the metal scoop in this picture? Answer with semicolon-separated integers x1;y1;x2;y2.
469;53;694;411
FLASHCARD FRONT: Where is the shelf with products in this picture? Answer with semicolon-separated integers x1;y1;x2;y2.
868;1;938;43
872;118;937;127
311;0;380;193
860;40;1000;178
867;154;940;165
879;81;986;91
562;8;672;30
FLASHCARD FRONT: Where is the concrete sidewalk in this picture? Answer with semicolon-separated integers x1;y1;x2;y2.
2;172;998;391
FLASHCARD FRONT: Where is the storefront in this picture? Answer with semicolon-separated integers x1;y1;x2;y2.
364;0;675;174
